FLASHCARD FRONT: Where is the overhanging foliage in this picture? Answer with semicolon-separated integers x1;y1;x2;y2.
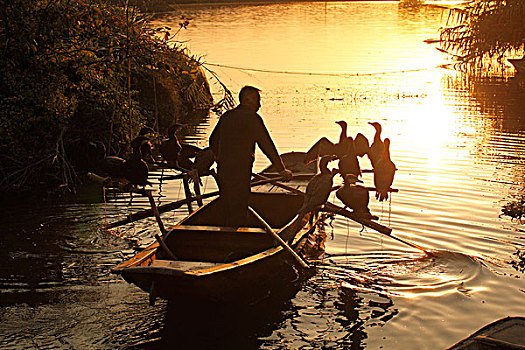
438;0;525;67
0;0;212;194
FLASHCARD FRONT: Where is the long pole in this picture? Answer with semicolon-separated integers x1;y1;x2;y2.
252;173;429;254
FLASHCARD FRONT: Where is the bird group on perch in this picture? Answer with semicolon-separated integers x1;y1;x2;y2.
88;124;217;191
298;120;397;218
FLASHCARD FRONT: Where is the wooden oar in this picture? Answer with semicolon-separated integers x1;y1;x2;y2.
140;189;178;260
248;206;310;269
252;173;429;254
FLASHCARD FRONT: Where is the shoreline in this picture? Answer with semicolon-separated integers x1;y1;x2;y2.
133;0;404;12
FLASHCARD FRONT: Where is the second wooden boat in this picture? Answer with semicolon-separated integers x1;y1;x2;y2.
508;56;525;74
447;316;525;349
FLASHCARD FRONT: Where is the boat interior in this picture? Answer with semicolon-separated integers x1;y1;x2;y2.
157;192;307;263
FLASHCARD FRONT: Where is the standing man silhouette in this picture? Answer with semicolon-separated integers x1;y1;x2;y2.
210;86;293;227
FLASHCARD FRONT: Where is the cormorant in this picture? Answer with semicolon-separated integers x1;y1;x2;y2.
88;141;126;179
89;138;150;188
159;124;182;168
373;138;396;202
159;123;203;172
298;155;337;215
336;174;371;217
124;135;151;188
353;133;370;158
192;146;217;183
131;127;156;163
335;120;350;157
304;120;351;164
177;142;203;171
368;122;385;168
338;136;361;178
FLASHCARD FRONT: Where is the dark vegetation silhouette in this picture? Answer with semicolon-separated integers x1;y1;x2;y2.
438;0;525;71
0;0;215;196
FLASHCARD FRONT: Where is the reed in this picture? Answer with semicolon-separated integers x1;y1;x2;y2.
438;0;525;70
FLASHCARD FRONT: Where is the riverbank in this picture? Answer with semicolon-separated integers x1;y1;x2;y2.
131;0;406;12
0;0;213;197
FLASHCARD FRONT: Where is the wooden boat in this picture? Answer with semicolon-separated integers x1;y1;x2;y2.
112;151;397;304
447;316;525;349
508;56;525;74
112;181;326;304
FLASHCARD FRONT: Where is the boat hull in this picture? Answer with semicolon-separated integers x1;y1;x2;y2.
448;316;525;349
118;244;308;303
113;191;324;304
508;57;525;74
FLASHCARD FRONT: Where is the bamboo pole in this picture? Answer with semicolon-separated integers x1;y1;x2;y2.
252;173;391;234
252;173;428;253
144;190;166;236
105;191;218;230
143;190;178;260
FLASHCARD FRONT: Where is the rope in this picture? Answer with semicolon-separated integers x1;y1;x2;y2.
203;62;440;77
103;186;107;229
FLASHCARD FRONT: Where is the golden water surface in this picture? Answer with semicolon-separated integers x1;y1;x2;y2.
1;2;525;349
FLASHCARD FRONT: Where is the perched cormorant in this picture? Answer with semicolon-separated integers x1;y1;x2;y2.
368;122;385;168
373;138;396;202
159;123;203;172
89;138;150;188
334;120;350;158
304;121;351;164
336;120;348;143
177;142;203;171
192;146;217;184
336;174;371;217
88;141;126;179
159;124;182;168
124;135;151;188
131;127;156;163
354;133;370;158
298;155;337;215
338;136;361;178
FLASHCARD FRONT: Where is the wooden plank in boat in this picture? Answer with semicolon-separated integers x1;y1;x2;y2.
165;225;275;262
252;181;308;194
150;259;221;271
170;225;267;234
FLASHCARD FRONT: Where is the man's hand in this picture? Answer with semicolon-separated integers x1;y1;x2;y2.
279;169;293;182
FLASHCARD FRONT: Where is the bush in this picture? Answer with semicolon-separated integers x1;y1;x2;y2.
0;0;212;195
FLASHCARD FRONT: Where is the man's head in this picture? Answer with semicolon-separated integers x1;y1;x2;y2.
239;85;261;112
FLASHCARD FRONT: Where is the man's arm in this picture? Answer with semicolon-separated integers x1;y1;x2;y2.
254;115;293;181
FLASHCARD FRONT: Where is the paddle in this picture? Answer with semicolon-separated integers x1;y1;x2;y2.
252;173;429;254
248;206;310;269
139;189;178;260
